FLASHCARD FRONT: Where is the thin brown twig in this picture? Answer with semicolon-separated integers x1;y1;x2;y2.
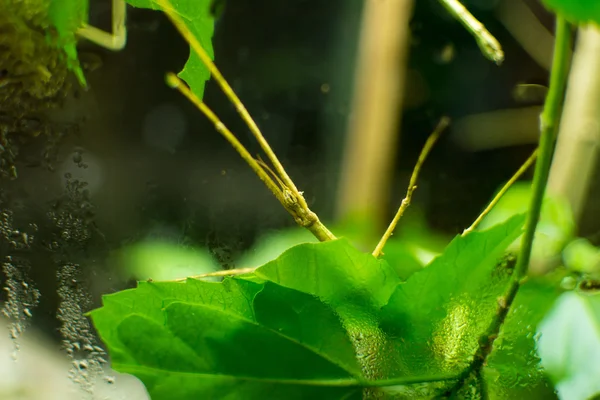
166;74;335;241
256;157;286;190
156;0;318;222
166;74;285;204
372;117;450;257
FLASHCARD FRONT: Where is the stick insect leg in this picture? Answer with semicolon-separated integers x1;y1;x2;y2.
77;0;127;51
438;0;504;64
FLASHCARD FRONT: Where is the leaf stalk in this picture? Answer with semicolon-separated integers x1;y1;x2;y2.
449;16;571;397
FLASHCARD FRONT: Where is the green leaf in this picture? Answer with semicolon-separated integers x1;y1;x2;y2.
541;0;600;26
90;276;363;399
483;273;566;399
47;0;88;86
126;0;215;99
538;291;600;400
380;214;526;379
254;238;401;315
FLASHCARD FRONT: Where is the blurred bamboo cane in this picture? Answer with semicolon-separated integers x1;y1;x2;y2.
336;0;415;230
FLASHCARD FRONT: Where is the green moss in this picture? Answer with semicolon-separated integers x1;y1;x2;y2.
0;1;70;116
0;0;77;179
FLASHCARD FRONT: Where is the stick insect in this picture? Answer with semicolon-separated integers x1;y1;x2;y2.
77;0;127;51
439;0;504;64
81;0;501;64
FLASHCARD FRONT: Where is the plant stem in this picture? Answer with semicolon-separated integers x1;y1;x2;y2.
438;0;504;64
166;74;335;242
463;148;538;235
372;117;449;257
449;17;571;398
514;17;571;280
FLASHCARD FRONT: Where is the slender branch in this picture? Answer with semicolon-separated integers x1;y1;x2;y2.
515;18;571;280
156;0;312;209
449;17;571;397
165;74;332;241
158;0;335;242
372;117;450;257
439;0;504;64
166;74;284;202
463;149;538;235
166;74;335;241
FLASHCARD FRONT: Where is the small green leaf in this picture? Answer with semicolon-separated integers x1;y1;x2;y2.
484;273;566;399
47;0;88;86
380;214;526;378
125;0;215;99
541;0;600;26
90;276;363;399
538;291;600;400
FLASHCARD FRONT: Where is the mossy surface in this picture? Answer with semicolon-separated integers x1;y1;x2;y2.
0;0;75;179
0;0;70;115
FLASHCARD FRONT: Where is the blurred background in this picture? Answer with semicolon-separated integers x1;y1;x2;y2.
1;0;598;398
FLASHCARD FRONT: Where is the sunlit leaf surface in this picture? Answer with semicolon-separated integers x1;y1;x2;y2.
91;217;538;398
380;215;525;380
90;276;363;399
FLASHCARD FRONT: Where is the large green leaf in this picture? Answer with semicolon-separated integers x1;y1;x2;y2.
483;273;565;399
126;0;215;99
380;214;526;381
90;276;364;399
537;290;600;400
541;0;600;25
